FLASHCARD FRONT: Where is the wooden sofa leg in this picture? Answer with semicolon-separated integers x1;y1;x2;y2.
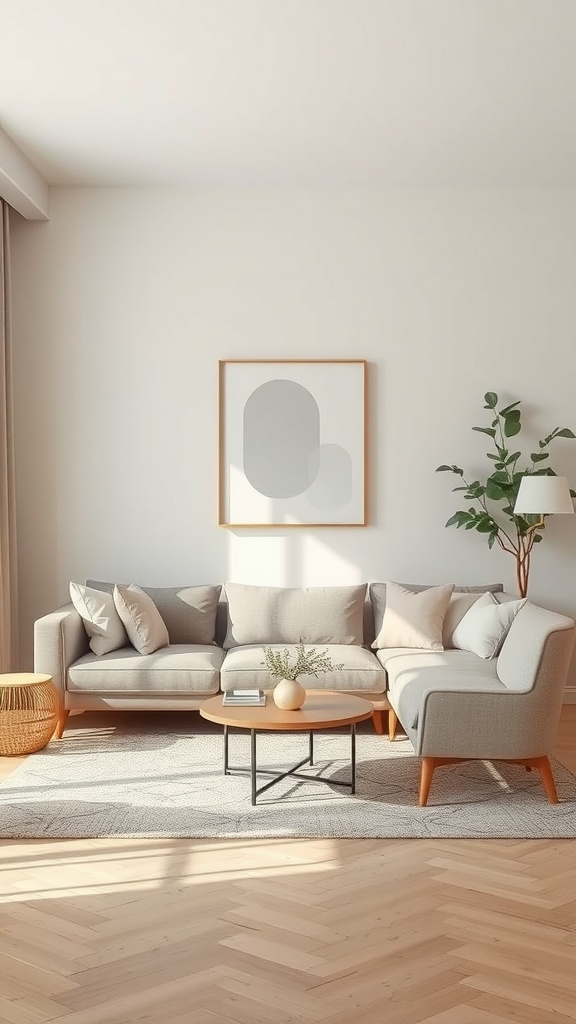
533;756;559;804
388;708;398;741
372;710;385;735
419;757;436;806
418;756;465;806
54;710;70;740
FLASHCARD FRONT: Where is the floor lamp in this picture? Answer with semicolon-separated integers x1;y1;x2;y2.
513;475;574;596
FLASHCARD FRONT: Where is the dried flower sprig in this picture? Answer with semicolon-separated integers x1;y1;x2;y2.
261;642;344;681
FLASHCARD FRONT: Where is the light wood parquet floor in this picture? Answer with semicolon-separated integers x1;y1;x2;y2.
0;707;575;1024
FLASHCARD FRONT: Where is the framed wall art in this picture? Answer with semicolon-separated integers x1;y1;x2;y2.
218;359;367;527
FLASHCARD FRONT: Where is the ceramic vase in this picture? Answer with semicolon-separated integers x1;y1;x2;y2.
273;678;306;711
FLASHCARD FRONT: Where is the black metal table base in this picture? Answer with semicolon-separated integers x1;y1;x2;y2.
223;724;357;805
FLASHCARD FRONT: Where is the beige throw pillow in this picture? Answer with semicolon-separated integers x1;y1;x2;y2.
372;581;454;651
113;584;170;655
451;591;526;659
223;582;366;649
69;582;128;656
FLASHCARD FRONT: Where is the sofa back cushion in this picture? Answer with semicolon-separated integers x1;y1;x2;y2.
222;583;366;649
370;582;504;650
87;581;221;645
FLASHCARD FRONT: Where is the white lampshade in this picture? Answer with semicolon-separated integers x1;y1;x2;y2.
514;475;574;515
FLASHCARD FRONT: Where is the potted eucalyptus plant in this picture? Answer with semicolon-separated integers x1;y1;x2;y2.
437;392;575;597
261;643;344;710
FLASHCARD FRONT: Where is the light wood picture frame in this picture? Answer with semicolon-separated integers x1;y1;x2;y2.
218;359;367;527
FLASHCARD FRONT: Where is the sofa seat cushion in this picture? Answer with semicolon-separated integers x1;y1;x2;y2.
375;647;429;668
221;644;386;693
385;650;504;731
67;644;224;694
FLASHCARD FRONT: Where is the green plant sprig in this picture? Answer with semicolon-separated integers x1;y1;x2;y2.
261;642;344;681
437;392;576;597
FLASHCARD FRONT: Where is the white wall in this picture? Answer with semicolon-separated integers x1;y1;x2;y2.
10;187;576;690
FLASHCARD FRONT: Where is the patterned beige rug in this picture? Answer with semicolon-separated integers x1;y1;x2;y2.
1;713;575;839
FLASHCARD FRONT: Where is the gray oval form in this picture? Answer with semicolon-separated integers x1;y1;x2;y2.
307;443;353;510
243;380;320;498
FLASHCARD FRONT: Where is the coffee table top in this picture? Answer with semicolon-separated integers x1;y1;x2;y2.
200;691;374;731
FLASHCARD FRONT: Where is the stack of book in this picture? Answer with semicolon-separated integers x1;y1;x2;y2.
222;689;266;707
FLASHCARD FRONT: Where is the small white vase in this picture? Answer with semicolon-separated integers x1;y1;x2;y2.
273;678;306;711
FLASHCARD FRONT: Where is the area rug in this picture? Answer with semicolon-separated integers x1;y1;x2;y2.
1;716;576;839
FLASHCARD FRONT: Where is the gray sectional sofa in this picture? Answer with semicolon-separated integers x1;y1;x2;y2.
34;579;575;754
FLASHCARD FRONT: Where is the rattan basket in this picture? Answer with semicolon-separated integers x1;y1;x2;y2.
0;674;59;756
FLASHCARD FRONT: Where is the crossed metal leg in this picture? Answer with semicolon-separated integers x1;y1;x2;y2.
223;724;357;805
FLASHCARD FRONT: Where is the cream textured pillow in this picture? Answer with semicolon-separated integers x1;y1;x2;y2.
223;583;366;649
451;591;526;659
69;582;128;656
372;582;454;651
113;584;170;655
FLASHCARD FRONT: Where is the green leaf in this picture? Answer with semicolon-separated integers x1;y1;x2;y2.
505;451;521;464
487;532;498;549
445;511;470;528
498;400;521;416
531;452;549;462
472;426;496;437
533;533;543;542
556;428;576;439
486;480;506;500
436;464;463;474
484;392;498;409
476;520;494;533
504;417;521;437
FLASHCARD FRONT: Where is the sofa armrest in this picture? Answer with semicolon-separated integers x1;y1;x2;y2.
34;603;89;701
416;688;531;759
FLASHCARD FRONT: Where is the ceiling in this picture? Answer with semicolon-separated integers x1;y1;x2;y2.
2;0;576;187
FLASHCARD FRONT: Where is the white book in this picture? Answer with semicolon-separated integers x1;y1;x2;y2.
223;690;266;706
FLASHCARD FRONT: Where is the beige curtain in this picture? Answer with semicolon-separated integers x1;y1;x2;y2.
0;199;18;671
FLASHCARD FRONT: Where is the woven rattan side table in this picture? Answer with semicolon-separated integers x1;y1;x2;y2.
0;673;59;756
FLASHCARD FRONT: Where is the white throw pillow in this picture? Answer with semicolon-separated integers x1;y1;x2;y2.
113;584;170;655
451;591;526;659
372;582;454;651
69;582;128;656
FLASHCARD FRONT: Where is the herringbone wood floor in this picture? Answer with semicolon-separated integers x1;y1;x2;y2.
0;707;575;1024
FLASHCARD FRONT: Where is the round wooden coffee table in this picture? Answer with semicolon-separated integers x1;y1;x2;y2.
200;692;374;805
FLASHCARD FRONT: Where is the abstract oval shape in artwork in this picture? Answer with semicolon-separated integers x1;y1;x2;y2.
243;380;320;498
